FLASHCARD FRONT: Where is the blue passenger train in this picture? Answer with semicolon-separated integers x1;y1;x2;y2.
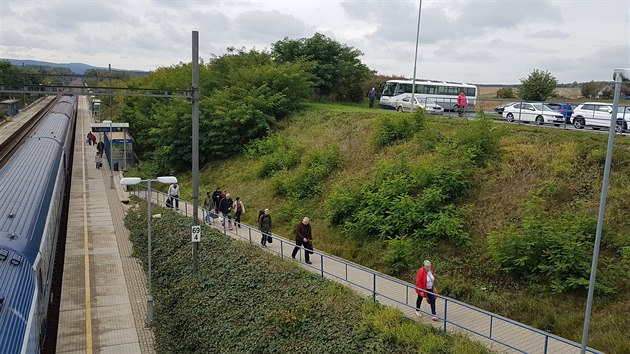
0;94;76;353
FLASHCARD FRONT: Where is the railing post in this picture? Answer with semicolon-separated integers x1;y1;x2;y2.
372;273;376;302
320;255;324;277
544;336;549;354
248;227;252;244
443;299;448;333
490;315;493;338
280;240;284;259
223;217;227;236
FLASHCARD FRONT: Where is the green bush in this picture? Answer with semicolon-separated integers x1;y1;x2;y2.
329;159;471;246
245;134;302;178
371;109;427;147
496;87;514;98
273;144;341;199
384;236;414;275
488;193;610;293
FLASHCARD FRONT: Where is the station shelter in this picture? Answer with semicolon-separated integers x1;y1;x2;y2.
0;99;19;117
91;122;136;171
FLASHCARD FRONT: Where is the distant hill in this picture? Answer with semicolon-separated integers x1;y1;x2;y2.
1;58;148;76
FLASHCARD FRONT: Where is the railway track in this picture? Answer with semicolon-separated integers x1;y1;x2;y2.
0;95;61;169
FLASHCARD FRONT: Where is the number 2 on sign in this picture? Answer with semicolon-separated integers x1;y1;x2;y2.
191;225;201;243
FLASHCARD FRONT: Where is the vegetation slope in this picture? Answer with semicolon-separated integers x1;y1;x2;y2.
124;205;490;353
165;105;630;353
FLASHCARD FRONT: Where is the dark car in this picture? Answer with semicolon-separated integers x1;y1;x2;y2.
547;103;573;123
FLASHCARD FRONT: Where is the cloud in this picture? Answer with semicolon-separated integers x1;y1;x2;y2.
234;10;310;43
22;1;139;32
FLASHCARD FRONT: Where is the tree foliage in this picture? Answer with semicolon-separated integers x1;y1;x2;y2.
518;69;557;101
272;33;372;102
580;81;603;99
117;48;314;174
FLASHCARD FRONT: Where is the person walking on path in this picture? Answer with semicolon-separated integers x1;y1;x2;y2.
87;132;94;145
95;152;102;170
212;187;222;213
233;196;245;228
415;260;439;321
218;193;234;230
90;133;96;145
258;208;272;247
457;90;467;117
168;183;180;209
368;87;377;108
96;139;105;156
203;191;214;224
292;217;313;264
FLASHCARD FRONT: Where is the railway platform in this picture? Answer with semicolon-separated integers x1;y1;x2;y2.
0;96;54;145
56;95;154;354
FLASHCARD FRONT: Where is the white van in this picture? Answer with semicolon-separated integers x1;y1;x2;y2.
572;102;630;132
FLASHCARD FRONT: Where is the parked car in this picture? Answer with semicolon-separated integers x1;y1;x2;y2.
546;103;573;123
571;102;630;132
502;102;564;124
494;103;515;115
395;97;444;114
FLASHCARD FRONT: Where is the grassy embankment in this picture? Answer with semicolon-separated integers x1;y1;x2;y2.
166;102;630;353
124;206;491;353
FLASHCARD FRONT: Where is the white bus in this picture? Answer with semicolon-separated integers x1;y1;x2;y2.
378;79;478;111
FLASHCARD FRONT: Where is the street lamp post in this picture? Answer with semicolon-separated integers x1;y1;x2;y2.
120;176;178;326
102;120;114;188
579;68;629;354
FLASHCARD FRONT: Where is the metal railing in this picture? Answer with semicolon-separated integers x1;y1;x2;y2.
129;187;602;354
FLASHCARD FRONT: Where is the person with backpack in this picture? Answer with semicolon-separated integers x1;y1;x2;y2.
457;90;467;117
218;193;234;230
233;196;245;228
258;208;272;247
211;187;222;213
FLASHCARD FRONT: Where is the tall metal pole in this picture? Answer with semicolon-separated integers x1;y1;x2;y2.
191;31;200;274
109;64;114;188
109;121;114;188
146;180;154;326
410;0;423;113
22;62;26;108
579;70;624;353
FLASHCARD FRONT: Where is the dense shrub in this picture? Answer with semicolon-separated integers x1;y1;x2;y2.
371;109;427;147
328;159;471;246
488;193;611;293
496;87;514;98
273;144;341;199
384;236;414;275
245;134;301;178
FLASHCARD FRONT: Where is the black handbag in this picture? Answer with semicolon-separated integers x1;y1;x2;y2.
267;234;273;243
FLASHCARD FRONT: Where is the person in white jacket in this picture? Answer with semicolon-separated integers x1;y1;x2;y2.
168;183;180;209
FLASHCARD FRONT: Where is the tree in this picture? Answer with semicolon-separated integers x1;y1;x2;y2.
518;69;557;101
580;81;602;99
271;33;372;102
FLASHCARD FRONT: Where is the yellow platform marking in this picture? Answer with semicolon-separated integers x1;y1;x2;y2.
80;97;93;354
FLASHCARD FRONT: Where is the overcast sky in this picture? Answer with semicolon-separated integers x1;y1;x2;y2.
1;0;628;84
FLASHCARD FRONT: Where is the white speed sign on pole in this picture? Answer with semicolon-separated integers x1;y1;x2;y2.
191;225;201;243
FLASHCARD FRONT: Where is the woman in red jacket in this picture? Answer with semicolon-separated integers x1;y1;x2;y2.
415;260;438;321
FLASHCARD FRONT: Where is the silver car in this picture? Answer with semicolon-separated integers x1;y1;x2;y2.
396;97;444;114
